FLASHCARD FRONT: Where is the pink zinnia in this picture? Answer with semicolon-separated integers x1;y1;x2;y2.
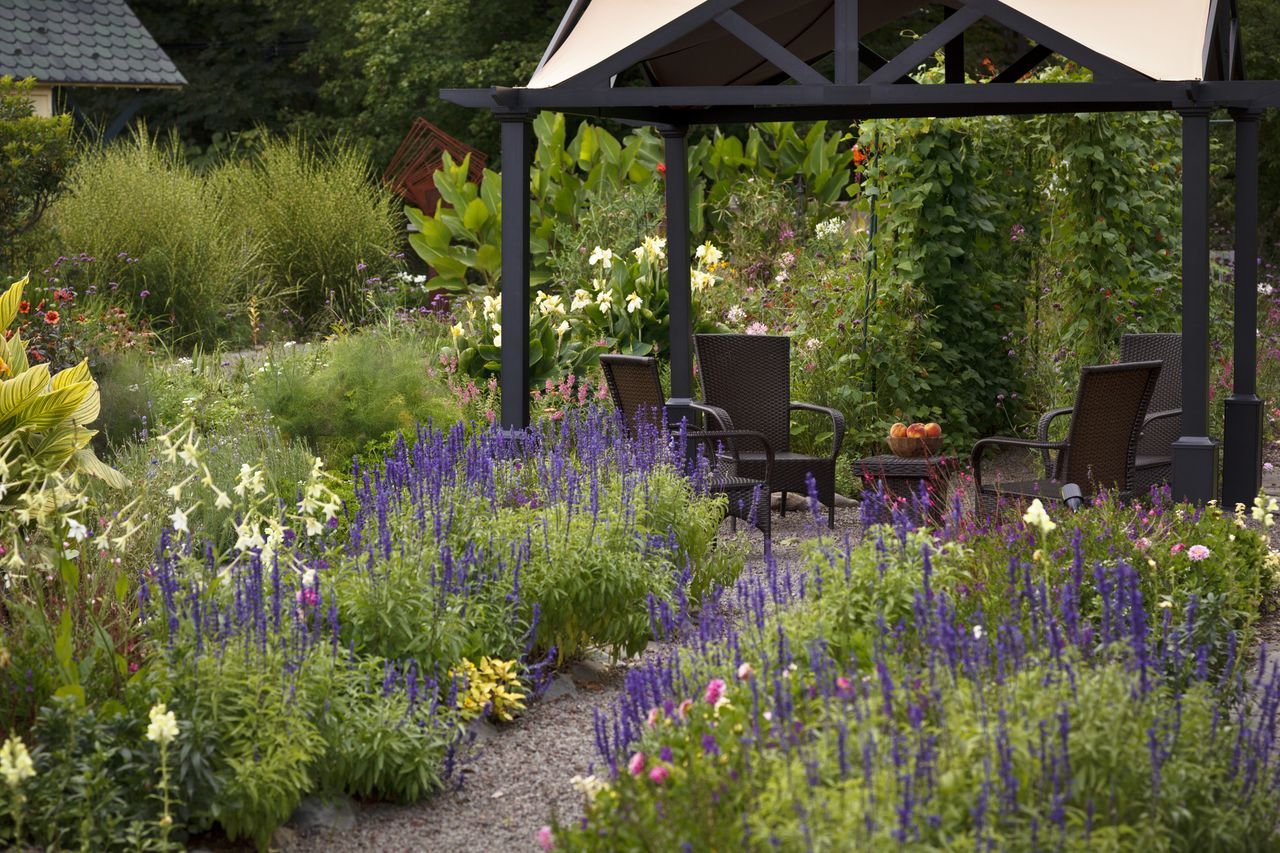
1169;543;1186;556
1188;544;1211;561
537;826;554;851
646;707;660;727
1134;537;1151;551
676;699;693;719
648;765;669;785
704;678;726;705
627;751;646;776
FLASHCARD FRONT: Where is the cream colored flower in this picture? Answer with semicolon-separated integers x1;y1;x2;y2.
0;735;34;787
642;235;667;260
169;506;190;534
482;294;500;322
571;289;593;312
596;291;614;310
626;292;643;314
492;322;502;348
695;241;722;266
450;323;465;339
555;320;570;336
1022;499;1057;535
588;246;615;269
146;703;179;745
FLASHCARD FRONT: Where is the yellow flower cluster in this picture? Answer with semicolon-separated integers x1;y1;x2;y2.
451;656;527;723
0;735;35;787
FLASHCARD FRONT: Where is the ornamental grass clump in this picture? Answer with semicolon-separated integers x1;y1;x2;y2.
558;486;1279;850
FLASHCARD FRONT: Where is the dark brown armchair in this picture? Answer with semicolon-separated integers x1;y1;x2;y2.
599;354;773;542
1037;333;1182;494
974;360;1162;514
693;334;846;528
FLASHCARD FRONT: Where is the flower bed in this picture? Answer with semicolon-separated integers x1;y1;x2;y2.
0;411;744;850
548;491;1279;850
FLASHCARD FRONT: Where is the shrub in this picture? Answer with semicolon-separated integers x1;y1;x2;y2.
48;132;261;347
216;136;400;330
0;77;74;265
252;327;461;466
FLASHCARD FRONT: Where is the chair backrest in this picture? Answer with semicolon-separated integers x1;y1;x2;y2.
599;354;665;432
1120;333;1180;457
1057;360;1162;494
694;334;791;453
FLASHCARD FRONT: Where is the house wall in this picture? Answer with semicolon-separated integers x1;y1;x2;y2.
27;84;53;117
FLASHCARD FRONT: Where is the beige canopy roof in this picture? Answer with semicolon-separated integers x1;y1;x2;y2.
528;0;1215;89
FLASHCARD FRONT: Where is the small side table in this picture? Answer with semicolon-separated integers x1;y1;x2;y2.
855;454;959;526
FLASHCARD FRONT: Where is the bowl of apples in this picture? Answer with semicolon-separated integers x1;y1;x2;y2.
886;421;943;457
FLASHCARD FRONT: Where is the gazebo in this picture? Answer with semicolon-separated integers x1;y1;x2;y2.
443;0;1280;507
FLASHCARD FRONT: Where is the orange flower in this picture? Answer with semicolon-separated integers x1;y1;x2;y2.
852;145;867;164
44;310;59;325
17;300;28;314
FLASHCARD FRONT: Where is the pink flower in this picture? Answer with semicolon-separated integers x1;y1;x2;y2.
835;676;852;695
704;678;726;705
744;322;768;336
677;699;693;719
646;707;660;727
537;826;554;850
648;765;669;785
1188;544;1211;561
295;588;320;607
736;662;754;681
1169;543;1186;556
628;751;646;776
1134;537;1151;551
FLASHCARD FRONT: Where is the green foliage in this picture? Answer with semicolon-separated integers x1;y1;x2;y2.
49;132;260;346
0;698;186;851
216;135;401;329
0;77;74;263
252;328;461;466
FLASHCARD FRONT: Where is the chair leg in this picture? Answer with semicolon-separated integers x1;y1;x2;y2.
730;515;737;532
780;491;787;517
828;501;835;529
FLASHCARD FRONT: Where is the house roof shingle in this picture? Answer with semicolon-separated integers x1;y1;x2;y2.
0;0;186;88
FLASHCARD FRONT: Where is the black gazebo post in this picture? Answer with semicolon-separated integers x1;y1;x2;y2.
662;125;695;428
1172;105;1220;502
499;111;533;430
1223;107;1265;505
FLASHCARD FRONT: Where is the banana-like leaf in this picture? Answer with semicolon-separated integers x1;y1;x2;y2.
53;362;99;425
0;364;51;424
6;332;28;377
27;424;93;470
0;275;27;330
73;447;129;490
17;382;92;432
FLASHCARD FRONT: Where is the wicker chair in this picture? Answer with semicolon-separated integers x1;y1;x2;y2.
974;361;1162;515
599;354;772;542
1038;333;1182;494
693;334;846;528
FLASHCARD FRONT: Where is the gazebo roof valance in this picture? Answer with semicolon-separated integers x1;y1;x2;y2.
529;0;1219;90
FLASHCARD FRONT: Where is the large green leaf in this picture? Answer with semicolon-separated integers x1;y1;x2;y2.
462;197;491;231
0;274;26;331
73;447;129;489
0;363;50;423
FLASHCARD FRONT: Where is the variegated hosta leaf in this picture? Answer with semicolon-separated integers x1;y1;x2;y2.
0;275;27;331
6;331;28;377
73;447;129;490
0;364;52;426
15;382;92;432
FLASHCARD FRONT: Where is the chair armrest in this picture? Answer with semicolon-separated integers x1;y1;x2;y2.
972;436;1068;493
1036;407;1074;477
696;429;774;483
790;401;847;459
1143;408;1181;427
690;402;735;432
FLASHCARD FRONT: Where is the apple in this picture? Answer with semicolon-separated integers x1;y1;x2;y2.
905;423;926;439
923;422;942;438
889;422;908;438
